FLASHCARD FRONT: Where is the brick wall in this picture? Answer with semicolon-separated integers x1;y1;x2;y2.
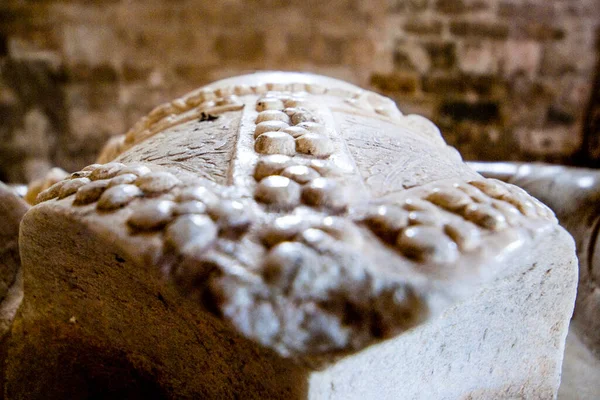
0;0;598;182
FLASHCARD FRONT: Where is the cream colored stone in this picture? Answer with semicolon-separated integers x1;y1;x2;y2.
281;165;320;184
166;214;218;254
282;126;309;138
256;110;291;124
97;184;142;210
256;98;285;111
135;171;180;193
301;177;348;211
173;200;208;216
254;121;290;138
127;200;175;230
253;155;292;180
12;73;577;399
255;132;296;155
295;133;335;157
255;176;302;209
107;173;138;187
176;186;219;208
89;162;126;180
472;161;600;398
56;177;91;199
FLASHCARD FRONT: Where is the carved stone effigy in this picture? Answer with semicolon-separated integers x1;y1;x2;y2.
12;73;577;399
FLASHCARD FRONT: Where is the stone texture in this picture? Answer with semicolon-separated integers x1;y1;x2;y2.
471;161;600;399
11;72;578;398
0;182;26;338
309;228;576;399
471;163;600;358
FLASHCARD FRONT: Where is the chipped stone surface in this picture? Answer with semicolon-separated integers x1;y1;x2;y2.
16;73;578;398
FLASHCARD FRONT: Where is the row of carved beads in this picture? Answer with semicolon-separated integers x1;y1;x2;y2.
252;155;348;212
251;92;346;212
126;82;359;148
35;163;252;250
361;180;554;264
253;92;334;158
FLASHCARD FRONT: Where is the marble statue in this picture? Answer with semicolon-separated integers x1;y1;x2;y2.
0;73;578;399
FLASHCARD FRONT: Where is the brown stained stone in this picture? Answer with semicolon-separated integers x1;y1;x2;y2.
396;225;459;263
404;18;443;35
462;203;508;231
214;32;265;62
364;205;409;243
73;180;110;205
57;178;91;199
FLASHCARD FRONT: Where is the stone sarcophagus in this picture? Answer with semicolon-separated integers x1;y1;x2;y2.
11;72;577;399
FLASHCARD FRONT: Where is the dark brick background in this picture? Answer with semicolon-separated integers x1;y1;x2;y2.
0;0;599;182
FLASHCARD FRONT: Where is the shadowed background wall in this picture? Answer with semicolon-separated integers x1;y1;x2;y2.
0;0;599;183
